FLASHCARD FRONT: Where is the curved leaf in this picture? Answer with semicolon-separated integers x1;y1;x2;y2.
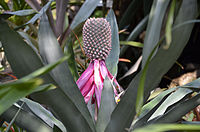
3;9;36;16
96;77;116;132
150;93;200;124
142;0;170;67
0;55;67;115
38;14;95;132
26;0;53;25
31;88;92;132
149;88;192;120
106;9;120;75
0;78;43;115
70;0;100;29
133;123;200;132
120;41;143;48
1;105;52;132
0;18;53;83
21;98;66;132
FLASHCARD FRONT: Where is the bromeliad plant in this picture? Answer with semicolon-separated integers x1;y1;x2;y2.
77;18;121;109
1;0;200;132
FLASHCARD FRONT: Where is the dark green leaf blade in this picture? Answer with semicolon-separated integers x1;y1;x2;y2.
21;98;66;132
133;123;200;132
149;88;192;120
26;0;53;25
150;93;200;124
0;55;67;115
143;0;198;101
3;9;36;16
38;14;95;132
106;9;120;75
0;18;53;83
0;78;43;115
1;105;52;132
140;88;176;117
142;0;170;67
96;77;116;132
70;0;100;29
31;88;92;132
164;0;176;49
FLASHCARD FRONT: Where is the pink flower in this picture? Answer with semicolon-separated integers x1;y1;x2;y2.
76;18;121;108
77;60;120;108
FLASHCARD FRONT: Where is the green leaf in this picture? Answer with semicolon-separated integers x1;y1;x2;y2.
25;0;41;11
0;55;67;115
22;56;68;81
96;77;116;132
142;0;170;68
133;124;200;132
106;9;120;75
0;18;54;83
1;105;52;132
120;41;143;48
135;35;162;115
0;78;43;115
3;9;36;16
31;88;93;132
149;88;192;120
21;98;66;132
131;92;171;130
38;14;95;132
70;0;100;29
105;1;198;131
64;34;79;81
140;88;176;117
25;0;53;25
5;102;23;132
150;93;200;124
18;31;39;50
164;0;176;49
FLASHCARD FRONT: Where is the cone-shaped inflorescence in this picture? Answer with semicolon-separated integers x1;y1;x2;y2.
83;18;112;60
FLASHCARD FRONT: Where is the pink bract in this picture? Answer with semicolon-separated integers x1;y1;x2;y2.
76;60;120;108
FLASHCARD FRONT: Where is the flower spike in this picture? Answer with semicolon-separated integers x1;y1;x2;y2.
77;18;121;110
83;18;112;60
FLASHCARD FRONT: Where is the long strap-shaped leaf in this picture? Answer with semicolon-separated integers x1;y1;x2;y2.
106;9;120;76
0;18;53;83
96;77;116;132
105;0;198;132
70;0;100;30
38;14;95;132
142;0;170;68
1;105;53;132
149;93;200;124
